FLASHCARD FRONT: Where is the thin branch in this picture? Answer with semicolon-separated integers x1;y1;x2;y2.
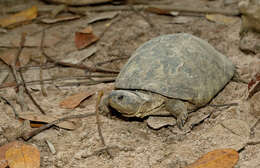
40;30;47;97
96;57;129;66
42;50;119;74
9;33;28;111
22;112;96;140
95;91;113;159
0;96;19;118
19;70;46;115
0;74;117;89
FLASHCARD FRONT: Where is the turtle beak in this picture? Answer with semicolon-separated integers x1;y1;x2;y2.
108;90;143;117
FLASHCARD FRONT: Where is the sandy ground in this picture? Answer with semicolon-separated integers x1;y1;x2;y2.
0;0;260;167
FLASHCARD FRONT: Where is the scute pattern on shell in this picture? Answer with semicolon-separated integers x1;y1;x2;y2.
116;33;235;106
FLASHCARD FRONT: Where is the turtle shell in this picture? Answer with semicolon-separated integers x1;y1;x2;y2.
115;33;235;106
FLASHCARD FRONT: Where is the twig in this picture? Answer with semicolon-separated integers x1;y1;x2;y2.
10;33;28;111
209;103;238;108
81;145;134;158
96;57;129;66
0;74;117;89
0;96;19;118
39;30;47;97
19;70;47;115
68;5;240;16
250;118;260;138
95;91;113;159
22;112;96;140
3;4;240;16
58;78;116;87
42;50;119;74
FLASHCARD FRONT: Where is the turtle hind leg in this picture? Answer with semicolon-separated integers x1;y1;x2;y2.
165;99;188;129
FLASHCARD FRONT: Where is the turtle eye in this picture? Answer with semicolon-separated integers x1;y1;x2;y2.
118;95;124;100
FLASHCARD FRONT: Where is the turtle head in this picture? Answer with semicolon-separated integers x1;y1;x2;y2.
108;90;144;117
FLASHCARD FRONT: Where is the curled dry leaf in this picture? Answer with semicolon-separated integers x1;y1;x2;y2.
19;113;77;130
247;72;260;99
5;142;40;168
75;26;99;49
0;6;37;28
40;14;80;24
87;12;118;24
60;90;95;109
185;148;239;168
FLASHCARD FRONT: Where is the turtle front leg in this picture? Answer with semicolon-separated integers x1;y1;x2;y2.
165;99;188;129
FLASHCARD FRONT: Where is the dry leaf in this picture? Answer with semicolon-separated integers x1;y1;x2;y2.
40;14;80;24
247;72;260;99
87;12;118;24
185;148;239;168
5;142;40;168
19;113;77;130
60;91;95;109
75;26;99;49
206;14;237;25
19;49;31;66
62;46;97;64
0;142;22;168
0;6;37;28
0;49;16;65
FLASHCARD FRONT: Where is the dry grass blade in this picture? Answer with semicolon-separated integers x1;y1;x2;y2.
95;90;113;159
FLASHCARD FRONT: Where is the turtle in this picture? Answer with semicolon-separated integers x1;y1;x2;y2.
99;33;235;128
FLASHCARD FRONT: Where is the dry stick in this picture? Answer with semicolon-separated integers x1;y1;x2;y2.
59;78;116;87
96;57;129;66
41;50;119;74
0;96;19;118
39;30;47;97
22;112;96;140
95;91;113;159
19;70;47;115
3;4;240;16
0;74;117;89
10;33;28;111
68;5;240;16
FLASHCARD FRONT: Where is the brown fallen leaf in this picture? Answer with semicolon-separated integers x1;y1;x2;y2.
40;14;80;24
185;148;239;168
0;49;16;66
60;91;95;109
0;6;37;28
247;72;260;99
0;142;22;168
5;142;40;168
206;14;237;25
19;113;77;130
19;49;31;66
75;26;99;50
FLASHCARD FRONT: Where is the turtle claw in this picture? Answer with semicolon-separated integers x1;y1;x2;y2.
177;112;188;129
